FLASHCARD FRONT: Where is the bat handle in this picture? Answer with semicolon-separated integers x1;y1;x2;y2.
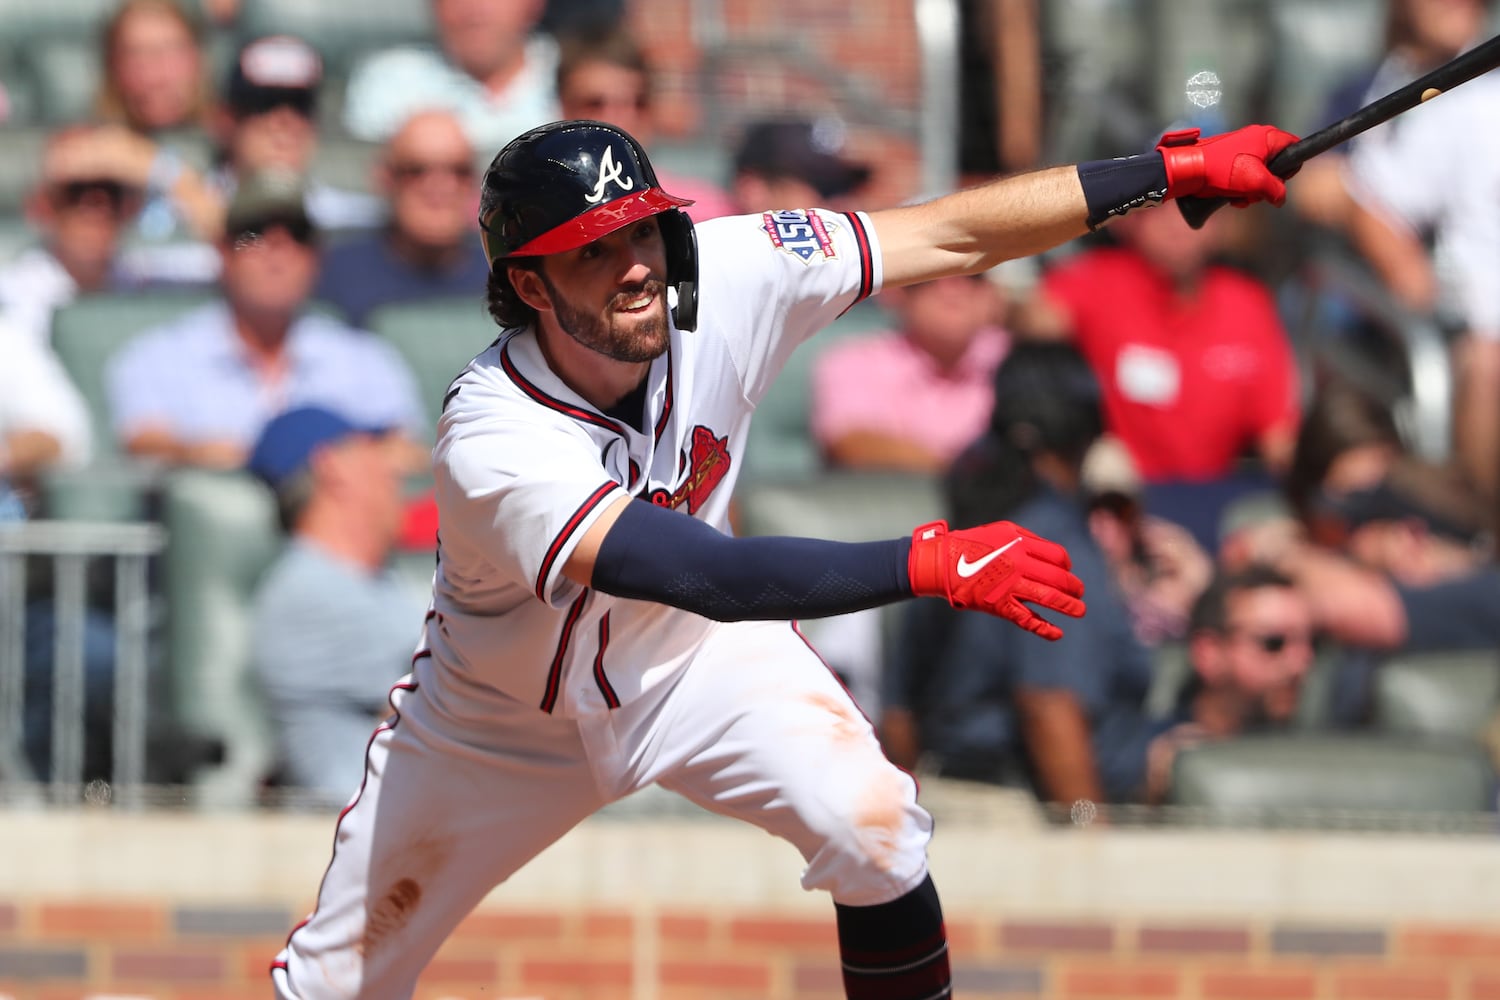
1174;144;1302;230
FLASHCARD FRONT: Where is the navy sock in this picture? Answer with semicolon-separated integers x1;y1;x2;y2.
834;874;951;1000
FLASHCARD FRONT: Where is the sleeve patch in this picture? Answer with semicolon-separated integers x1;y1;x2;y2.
761;209;839;264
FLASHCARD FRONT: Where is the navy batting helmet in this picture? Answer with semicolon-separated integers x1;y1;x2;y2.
479;120;699;330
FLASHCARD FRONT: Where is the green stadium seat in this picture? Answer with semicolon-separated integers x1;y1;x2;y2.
735;469;942;544
49;290;217;458
1373;648;1500;741
21;37;99;125
0;127;47;216
365;297;499;430
236;0;433;78
741;299;893;486
160;468;284;806
1168;733;1496;822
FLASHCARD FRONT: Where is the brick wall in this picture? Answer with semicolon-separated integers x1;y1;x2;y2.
3;902;1500;999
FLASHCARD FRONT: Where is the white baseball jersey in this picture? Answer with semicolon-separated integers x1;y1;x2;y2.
272;207;939;1000
424;207;882;721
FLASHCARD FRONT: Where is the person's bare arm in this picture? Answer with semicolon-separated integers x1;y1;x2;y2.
0;430;63;479
869;166;1090;289
122;428;246;469
870;124;1297;290
1013;686;1106;805
823;431;947;474
1230;522;1408;649
1347;198;1437;312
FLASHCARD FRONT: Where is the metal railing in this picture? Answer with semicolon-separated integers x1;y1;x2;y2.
0;520;164;808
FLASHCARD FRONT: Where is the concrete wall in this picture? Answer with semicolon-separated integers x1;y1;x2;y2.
1;785;1498;999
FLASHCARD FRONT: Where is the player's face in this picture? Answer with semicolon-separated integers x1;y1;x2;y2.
535;217;671;363
1219;586;1315;723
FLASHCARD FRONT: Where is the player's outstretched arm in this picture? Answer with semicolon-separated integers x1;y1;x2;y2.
567;497;1085;639
871;124;1298;288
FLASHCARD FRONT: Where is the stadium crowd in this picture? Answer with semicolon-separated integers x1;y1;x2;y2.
0;0;1496;819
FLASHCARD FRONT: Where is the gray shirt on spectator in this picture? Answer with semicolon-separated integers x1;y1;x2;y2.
249;540;427;801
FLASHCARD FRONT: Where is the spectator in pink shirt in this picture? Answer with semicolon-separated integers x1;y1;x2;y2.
811;272;1009;474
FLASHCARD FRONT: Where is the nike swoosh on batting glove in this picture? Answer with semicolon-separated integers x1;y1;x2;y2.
1158;125;1300;207
907;519;1087;641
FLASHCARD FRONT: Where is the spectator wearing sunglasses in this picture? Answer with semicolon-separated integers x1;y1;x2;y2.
104;171;427;471
0;128;146;348
212;35;384;237
554;27;735;223
313;109;490;328
1142;566;1318;804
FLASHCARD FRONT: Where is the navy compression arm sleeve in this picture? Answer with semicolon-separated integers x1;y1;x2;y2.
591;498;914;622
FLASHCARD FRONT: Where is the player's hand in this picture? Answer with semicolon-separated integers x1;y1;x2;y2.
1157;125;1299;207
907;519;1086;641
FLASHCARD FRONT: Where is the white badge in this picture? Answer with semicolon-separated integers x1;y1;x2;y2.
1115;344;1180;405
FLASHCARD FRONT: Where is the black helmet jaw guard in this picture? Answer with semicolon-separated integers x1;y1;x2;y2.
479;120;700;331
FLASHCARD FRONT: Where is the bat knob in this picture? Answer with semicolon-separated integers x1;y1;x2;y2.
1176;196;1225;230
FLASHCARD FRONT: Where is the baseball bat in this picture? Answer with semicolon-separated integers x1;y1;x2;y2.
1179;32;1500;229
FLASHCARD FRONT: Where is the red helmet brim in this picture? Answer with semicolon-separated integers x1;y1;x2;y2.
506;188;694;258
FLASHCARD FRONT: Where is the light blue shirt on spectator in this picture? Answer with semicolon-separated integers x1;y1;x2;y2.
341;36;559;149
106;303;427;448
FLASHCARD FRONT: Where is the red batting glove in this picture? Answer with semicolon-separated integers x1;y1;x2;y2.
908;520;1086;641
1157;125;1299;207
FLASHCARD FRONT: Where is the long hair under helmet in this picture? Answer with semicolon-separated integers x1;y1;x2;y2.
478;119;699;331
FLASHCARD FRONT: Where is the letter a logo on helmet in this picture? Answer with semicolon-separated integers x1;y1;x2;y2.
478;119;701;330
583;146;635;205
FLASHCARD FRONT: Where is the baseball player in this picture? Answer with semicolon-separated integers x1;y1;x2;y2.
271;118;1296;999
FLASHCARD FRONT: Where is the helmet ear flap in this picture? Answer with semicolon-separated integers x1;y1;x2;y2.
659;208;698;332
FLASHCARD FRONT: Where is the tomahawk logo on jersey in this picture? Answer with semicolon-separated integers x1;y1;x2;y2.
425;207;880;718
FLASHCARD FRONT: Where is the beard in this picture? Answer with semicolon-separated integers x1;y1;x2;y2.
539;270;671;363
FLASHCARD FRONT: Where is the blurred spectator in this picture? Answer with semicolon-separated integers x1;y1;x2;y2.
957;0;1045;183
554;27;735;223
1232;454;1499;656
1143;566;1317;804
730;117;872;214
1082;437;1214;647
112;34;388;287
1022;203;1301;547
0;129;144;347
881;342;1159;807
1281;378;1404;527
0;318;91;516
94;0;213;138
342;0;559;150
247;407;427;802
212;35;384;235
0;317;111;783
1293;0;1500;500
810;273;1008;474
314;110;489;327
105;171;427;470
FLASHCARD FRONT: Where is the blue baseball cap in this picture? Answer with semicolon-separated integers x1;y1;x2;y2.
247;406;384;489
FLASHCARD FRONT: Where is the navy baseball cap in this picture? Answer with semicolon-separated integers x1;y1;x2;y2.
247;406;385;489
732;117;872;199
226;35;322;118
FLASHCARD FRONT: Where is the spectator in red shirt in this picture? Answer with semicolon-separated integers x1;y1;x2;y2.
1020;202;1301;548
1024;204;1300;484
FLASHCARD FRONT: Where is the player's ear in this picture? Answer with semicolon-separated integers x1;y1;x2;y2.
508;263;552;314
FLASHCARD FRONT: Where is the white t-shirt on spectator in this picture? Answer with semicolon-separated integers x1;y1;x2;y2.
341;35;560;151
